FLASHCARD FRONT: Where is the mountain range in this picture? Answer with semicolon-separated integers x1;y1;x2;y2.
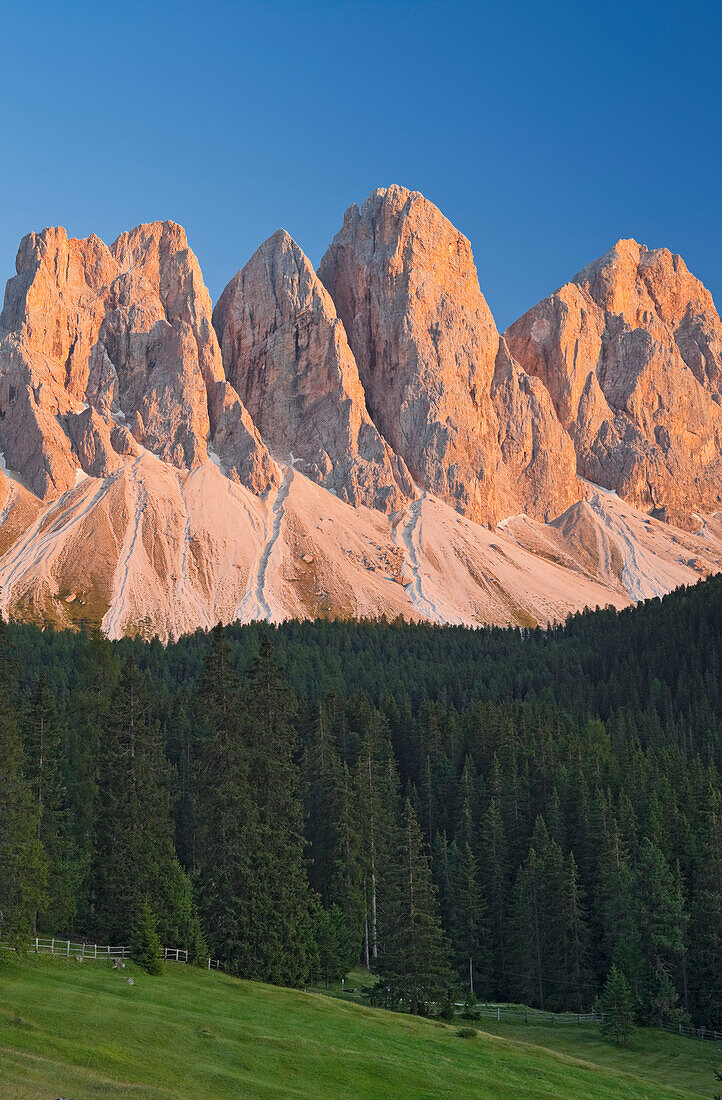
0;185;720;640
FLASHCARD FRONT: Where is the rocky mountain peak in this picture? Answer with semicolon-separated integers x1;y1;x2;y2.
0;190;720;639
505;237;722;518
0;220;277;499
319;185;579;524
213;229;410;510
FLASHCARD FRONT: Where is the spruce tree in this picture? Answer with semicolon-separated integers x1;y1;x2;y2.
688;785;722;1025
313;902;354;988
91;658;198;947
241;635;314;986
482;798;510;995
23;673;75;933
0;633;48;947
453;839;489;996
512;817;580;1011
133;897;164;975
330;762;365;962
596;965;636;1043
432;831;456;949
373;799;453;1014
633;837;687;1023
354;715;400;967
301;702;342;902
193;624;256;970
559;853;592;1011
596;819;637;981
62;633;120;931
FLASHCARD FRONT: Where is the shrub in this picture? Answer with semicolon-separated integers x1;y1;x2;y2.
457;1027;477;1039
461;990;480;1020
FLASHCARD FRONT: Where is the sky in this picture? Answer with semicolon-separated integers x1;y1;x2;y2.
0;0;719;330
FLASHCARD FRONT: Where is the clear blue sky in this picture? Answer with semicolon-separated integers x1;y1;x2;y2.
1;0;719;329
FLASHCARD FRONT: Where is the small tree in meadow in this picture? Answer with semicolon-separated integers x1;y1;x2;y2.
596;965;635;1043
133;898;164;976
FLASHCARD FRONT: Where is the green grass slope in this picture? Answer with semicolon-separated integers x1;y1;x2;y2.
0;956;712;1099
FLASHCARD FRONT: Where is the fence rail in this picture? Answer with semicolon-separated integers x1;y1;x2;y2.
5;939;720;1042
462;1002;600;1025
2;936;222;971
463;1002;722;1041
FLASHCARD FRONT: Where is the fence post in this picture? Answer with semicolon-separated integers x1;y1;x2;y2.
51;938;55;953
35;937;38;954
497;1006;501;1021
208;957;211;969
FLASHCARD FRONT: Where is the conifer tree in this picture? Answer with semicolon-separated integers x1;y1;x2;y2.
560;853;592;1011
432;831;456;947
512;818;576;1011
354;715;400;967
330;761;365;963
62;633;120;930
301;702;342;902
91;658;198;947
133;897;164;975
193;624;256;970
596;819;637;981
313;902;354;988
596;965;636;1043
512;846;546;1009
0;631;48;947
23;673;75;932
480;797;510;994
688;785;722;1024
241;635;314;986
373;799;453;1014
632;837;688;1023
453;838;489;996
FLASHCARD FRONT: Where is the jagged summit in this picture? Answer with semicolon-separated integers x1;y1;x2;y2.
213;228;410;511
318;184;580;525
0;189;721;639
505;233;722;519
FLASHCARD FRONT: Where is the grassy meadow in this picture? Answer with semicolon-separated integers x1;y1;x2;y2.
0;955;716;1098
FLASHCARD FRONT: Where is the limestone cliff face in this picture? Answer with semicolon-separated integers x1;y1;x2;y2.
0;223;277;499
1;195;721;640
491;338;580;521
505;239;722;517
318;185;579;523
318;186;503;523
213;230;410;511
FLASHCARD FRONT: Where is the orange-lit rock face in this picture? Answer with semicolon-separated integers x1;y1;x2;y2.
319;186;503;523
1;193;722;641
319;185;579;524
213;230;410;511
505;239;722;518
0;223;276;499
491;338;581;522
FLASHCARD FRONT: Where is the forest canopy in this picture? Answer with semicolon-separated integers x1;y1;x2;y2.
1;575;721;1025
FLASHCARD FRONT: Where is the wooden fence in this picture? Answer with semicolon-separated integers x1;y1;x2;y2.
7;939;721;1041
465;1002;722;1041
4;936;223;971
